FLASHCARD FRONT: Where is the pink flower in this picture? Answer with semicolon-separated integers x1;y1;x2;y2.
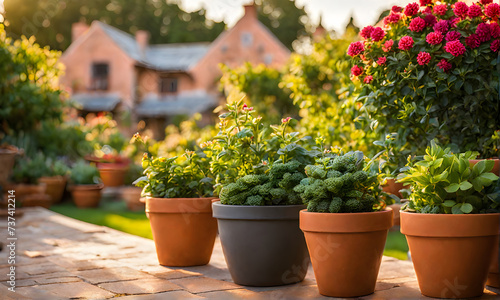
449;17;460;28
468;4;482;18
419;0;432;6
405;3;419;16
281;117;292;123
466;34;481;48
421;7;432;14
360;26;374;39
377;57;387;65
363;75;373;84
433;20;449;33
417;52;431;65
392;6;403;13
399;36;414;50
491;39;500;52
383;39;394;52
476;23;492;42
371;27;386;41
351;65;363;76
453;2;469;18
426;31;444;45
347;41;364;56
384;13;401;25
444;40;466;56
490;23;500;39
485;3;500;18
424;14;437;27
481;0;493;5
445;31;462;42
433;4;448;16
409;17;426;32
437;59;452;73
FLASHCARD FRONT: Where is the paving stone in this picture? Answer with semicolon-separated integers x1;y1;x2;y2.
35;276;82;285
99;278;182;294
198;289;260;299
151;269;202;280
75;266;156;284
175;265;232;281
0;278;37;287
37;281;115;299
170;276;240;294
116;290;204;299
8;286;62;300
20;262;67;276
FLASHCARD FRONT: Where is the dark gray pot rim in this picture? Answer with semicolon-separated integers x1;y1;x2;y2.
212;201;305;220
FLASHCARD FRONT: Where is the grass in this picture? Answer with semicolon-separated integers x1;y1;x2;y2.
51;199;409;260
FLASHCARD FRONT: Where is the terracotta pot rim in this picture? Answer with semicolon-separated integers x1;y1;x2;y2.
401;211;500;237
212;201;306;220
145;197;214;213
69;183;104;191
97;163;129;170
300;208;393;233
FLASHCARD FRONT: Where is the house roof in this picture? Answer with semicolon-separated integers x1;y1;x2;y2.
95;21;209;71
72;93;121;112
136;91;218;117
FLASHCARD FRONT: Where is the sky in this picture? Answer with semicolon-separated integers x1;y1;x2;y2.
179;0;415;33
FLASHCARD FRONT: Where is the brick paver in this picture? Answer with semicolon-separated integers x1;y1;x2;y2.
0;207;498;299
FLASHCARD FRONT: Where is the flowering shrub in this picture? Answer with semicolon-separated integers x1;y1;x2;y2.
350;0;500;170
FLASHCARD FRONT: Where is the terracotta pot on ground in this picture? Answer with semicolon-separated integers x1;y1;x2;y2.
97;163;129;187
300;209;393;297
38;176;67;203
401;212;500;298
387;203;403;227
0;146;18;186
121;186;144;211
213;201;309;287
382;178;408;199
146;197;217;267
15;183;52;208
70;184;104;208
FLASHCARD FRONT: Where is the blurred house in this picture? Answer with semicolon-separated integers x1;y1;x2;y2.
60;4;290;137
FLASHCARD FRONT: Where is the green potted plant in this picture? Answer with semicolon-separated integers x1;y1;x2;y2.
87;149;130;187
133;134;217;267
69;160;103;208
398;142;500;298
38;158;69;204
11;153;51;208
121;163;145;212
296;146;392;297
209;97;316;286
350;0;500;183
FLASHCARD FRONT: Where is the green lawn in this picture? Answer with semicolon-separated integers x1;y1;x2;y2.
51;200;409;260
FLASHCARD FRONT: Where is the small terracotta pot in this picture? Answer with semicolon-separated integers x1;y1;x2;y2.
146;197;217;267
300;209;393;297
121;186;144;211
70;184;104;208
401;212;500;298
15;183;51;208
97;163;128;187
38;176;67;203
381;178;408;199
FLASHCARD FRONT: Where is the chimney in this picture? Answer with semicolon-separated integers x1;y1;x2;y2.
313;15;326;42
243;4;257;19
135;30;149;54
71;22;89;42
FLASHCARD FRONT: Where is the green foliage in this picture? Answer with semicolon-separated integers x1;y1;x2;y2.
0;25;64;137
295;149;382;213
69;160;101;185
352;0;500;171
12;153;49;184
399;142;500;214
124;163;144;186
133;142;213;198
220;63;297;124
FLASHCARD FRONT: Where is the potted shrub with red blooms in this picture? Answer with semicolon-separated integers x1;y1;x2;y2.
133;134;217;267
349;0;500;180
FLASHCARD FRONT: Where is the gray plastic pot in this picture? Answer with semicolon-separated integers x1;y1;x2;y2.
212;201;309;286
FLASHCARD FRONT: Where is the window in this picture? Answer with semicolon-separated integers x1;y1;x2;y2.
91;63;109;90
160;77;178;94
241;32;253;47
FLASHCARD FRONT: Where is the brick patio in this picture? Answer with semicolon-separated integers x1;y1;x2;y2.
0;207;498;299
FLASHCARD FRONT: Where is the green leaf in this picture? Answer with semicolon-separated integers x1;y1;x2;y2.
445;183;460;193
460;203;473;214
452;204;464;214
459;181;473;191
443;200;456;207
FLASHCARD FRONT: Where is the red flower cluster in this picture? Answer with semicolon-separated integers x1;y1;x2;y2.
444;40;466;56
453;2;469;18
433;20;449;33
371;27;386;41
433;4;447;16
377;57;387;65
426;31;443;45
424;14;437;27
347;41;364;57
417;52;431;65
476;23;491;42
491;39;500;52
465;34;481;48
399;36;414;50
409;17;426;32
491;23;500;38
404;3;419;16
360;26;374;39
420;0;432;6
383;39;394;52
485;3;500;18
384;13;401;25
437;59;452;73
481;0;493;5
392;6;403;13
445;31;462;42
468;4;482;18
351;65;363;76
363;75;373;84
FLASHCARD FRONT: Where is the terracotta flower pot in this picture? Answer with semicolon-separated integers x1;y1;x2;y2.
97;163;129;187
0;146;18;187
15;183;51;208
212;201;309;287
121;186;144;211
146;197;217;267
300;209;393;297
38;176;67;203
401;212;500;298
70;184;104;208
382;178;408;199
